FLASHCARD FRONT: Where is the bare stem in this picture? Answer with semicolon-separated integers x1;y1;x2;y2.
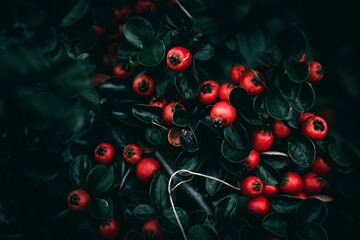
151;120;169;131
174;0;193;20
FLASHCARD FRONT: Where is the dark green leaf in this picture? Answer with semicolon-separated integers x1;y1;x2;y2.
283;109;300;129
173;109;190;127
98;77;130;92
255;162;280;185
132;104;163;124
261;152;291;169
85;165;114;196
134;204;156;220
179;127;199;153
88;197;113;220
193;16;219;35
288;134;315;167
112;101;140;127
156;207;188;233
223;121;249;150
175;152;203;172
274;27;307;61
262;212;290;238
221;140;251;163
239;226;262;240
79;88;99;107
188;210;209;226
278;75;302;100
137;39;166;67
175;71;199;99
146;127;167;145
60;0;89;27
215;196;237;224
187;224;219;240
125;230;144;240
236;30;266;67
150;175;170;211
194;44;215;61
283;60;309;83
295;222;328;240
229;87;248;109
124;17;155;49
296;198;327;224
290;82;315;112
118;42;138;59
206;167;227;196
328;143;352;167
270;195;303;213
70;155;92;189
253;93;267;114
266;93;290;120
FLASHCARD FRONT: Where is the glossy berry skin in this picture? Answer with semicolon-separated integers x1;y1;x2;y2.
148;95;168;109
298;112;315;125
229;64;247;85
132;74;155;97
251;128;273;153
113;63;133;79
198;80;219;105
303;172;324;195
210;101;237;128
280;172;303;195
67;189;90;211
219;82;235;102
311;156;331;175
113;5;132;21
246;196;270;217
141;219;163;239
239;70;266;96
241;150;260;172
135;0;157;18
123;144;142;164
94;143;115;165
295;192;308;199
299;53;306;62
301;116;327;141
95;25;106;37
272;120;292;139
262;185;279;197
241;176;264;198
166;47;192;72
99;218;120;240
307;61;324;83
136;157;161;183
163;102;185;126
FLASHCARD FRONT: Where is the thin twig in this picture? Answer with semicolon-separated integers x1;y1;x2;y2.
171;175;194;192
151;120;169;131
174;0;193;20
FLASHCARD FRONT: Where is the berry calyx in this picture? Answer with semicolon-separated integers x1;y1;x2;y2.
262;185;279;197
163;102;185;126
210;101;237;128
303;172;324;195
272;120;292;139
135;157;161;183
301;116;328;141
251;128;273;153
239;70;266;96
241;150;260;172
113;5;133;21
141;219;163;239
307;61;324;83
123;144;142;164
135;0;157;18
99;218;120;240
229;64;247;85
241;176;264;198
246;196;270;217
280;172;303;195
148;95;168;109
94;143;115;165
113;63;133;79
166;47;192;72
311;155;331;175
198;80;219;105
219;82;235;102
67;189;90;211
132;74;155;97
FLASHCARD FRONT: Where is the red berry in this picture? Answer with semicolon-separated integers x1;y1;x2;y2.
162;102;185;126
148;95;168;109
303;172;324;195
298;112;315;125
99;218;120;240
272;120;292;139
311;156;331;175
113;5;133;20
118;24;124;38
246;196;269;217
113;63;133;79
263;185;279;197
219;82;235;102
132;74;155;97
210;101;237;128
198;80;219;105
241;150;260;172
307;61;324;83
295;192;307;199
241;176;264;198
239;70;266;96
280;172;303;195
94;143;115;165
123;144;142;164
299;53;306;62
166;47;192;72
301;116;327;141
135;157;161;183
95;25;106;37
251;128;273;153
141;219;163;239
135;0;157;18
67;189;90;211
229;64;247;85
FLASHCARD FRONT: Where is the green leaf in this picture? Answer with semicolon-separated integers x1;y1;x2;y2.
253;93;267;114
118;42;138;59
274;27;307;61
239;226;262;240
156;207;188;233
221;140;251;163
175;71;199;99
328;143;352;167
125;230;144;240
290;82;315;112
261;152;291;169
98;77;130;92
266;93;290;120
295;222;328;240
278;75;302;100
60;0;89;27
70;155;92;189
288;134;315;167
85;165;114;196
223;121;249;150
283;60;309;83
229;87;248;109
112;101;140;127
255;162;280;185
145;127;167;145
187;224;219;240
150;175;170;211
193;16;219;35
88;197;113;220
173;109;190;127
270;195;303;214
137;39;166;67
206;167;227;196
236;30;266;67
123;17;155;49
296;198;327;224
134;204;156;220
215;196;237;224
132;104;163;124
262;212;290;238
194;44;215;61
79;88;99;107
175;152;203;172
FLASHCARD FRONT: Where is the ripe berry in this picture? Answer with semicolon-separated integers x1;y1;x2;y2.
272;120;292;139
311;155;331;175
301;116;327;141
135;0;157;18
246;196;270;217
95;25;106;37
113;63;133;79
280;172;303;195
307;61;324;83
166;47;192;72
141;219;163;239
295;192;307;199
299;53;306;62
198;80;219;105
251;128;273;153
67;189;90;211
135;157;161;183
229;64;247;85
123;144;142;164
303;172;324;195
113;5;133;21
241;150;260;172
148;95;168;109
132;74;155;97
239;70;266;96
163;102;185;126
263;185;279;197
241;176;264;198
99;218;120;240
298;112;315;125
219;82;235;102
94;143;115;165
210;101;237;128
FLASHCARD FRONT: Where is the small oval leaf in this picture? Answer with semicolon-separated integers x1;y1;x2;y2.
221;140;251;163
266;93;290;120
85;165;115;196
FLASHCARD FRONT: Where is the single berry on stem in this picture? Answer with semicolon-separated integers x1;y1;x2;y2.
241;150;260;172
311;155;331;175
141;219;163;239
307;61;324;83
251;127;273;152
303;172;324;195
99;218;120;240
113;63;133;79
198;80;219;105
148;95;168;109
166;47;192;72
210;101;237;128
280;171;303;195
132;74;155;97
136;157;161;183
246;195;270;217
123;144;142;164
301;116;327;141
262;185;279;197
67;189;90;211
219;82;235;102
229;64;247;85
272;119;292;139
239;70;266;96
94;143;115;165
241;176;264;198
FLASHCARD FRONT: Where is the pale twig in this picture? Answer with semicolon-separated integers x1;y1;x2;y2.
151;119;169;131
174;0;193;20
